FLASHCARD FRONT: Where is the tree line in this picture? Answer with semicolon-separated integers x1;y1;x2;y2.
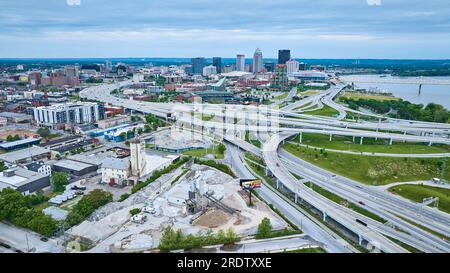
339;97;450;123
159;226;240;251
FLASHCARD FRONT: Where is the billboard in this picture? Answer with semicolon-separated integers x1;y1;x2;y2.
239;179;262;190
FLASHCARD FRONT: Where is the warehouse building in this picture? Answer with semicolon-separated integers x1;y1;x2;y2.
0;145;50;164
0;137;42;151
0;168;51;195
52;159;98;176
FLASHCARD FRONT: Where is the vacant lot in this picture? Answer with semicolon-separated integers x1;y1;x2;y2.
340;91;399;101
0;129;36;140
284;143;450;185
292;133;450;154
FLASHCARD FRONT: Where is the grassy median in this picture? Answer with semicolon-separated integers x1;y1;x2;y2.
388;184;450;214
306;105;340;117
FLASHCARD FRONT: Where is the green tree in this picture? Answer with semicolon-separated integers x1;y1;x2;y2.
0;188;28;220
129;208;140;216
51;172;69;192
217;143;226;155
225;228;239;244
0;161;6;172
37;127;51;138
256;217;273;239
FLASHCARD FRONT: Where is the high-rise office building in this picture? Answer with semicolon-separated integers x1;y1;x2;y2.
299;62;307;71
252;48;263;73
191;57;206;74
236;54;245;71
271;64;288;90
278;49;291;64
286;59;300;74
64;66;79;78
212;57;222;73
264;62;275;72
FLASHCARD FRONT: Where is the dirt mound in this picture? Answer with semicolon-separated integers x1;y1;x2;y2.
193;209;230;228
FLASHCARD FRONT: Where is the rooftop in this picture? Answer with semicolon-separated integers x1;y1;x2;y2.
0;167;47;188
220;71;252;77
101;157;130;170
0;137;42;149
53;159;95;172
39;135;82;147
0;145;49;163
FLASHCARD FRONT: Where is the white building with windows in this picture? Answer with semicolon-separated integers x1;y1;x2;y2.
25;161;52;177
202;65;217;77
101;157;130;186
286;59;300;74
33;102;104;128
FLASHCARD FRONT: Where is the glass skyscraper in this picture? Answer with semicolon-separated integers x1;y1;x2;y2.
278;49;291;64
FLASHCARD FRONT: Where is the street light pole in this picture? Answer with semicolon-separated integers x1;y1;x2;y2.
26;234;29;253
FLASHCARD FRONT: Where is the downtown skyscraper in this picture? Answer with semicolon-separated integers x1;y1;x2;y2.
191;57;206;74
278;49;291;64
252;48;263;73
236;54;245;71
212;57;222;73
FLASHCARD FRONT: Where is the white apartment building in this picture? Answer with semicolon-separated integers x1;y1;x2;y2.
33;102;104;128
286;59;300;74
202;65;217;77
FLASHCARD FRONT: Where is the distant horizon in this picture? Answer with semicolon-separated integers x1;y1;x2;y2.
1;57;450;61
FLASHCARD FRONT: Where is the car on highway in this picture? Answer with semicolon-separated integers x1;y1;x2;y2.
358;201;365;206
40;237;48;242
355;219;367;227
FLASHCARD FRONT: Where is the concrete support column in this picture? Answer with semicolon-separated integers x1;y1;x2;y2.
358;234;363;245
429;141;433;146
389;138;393;145
299;132;303;143
329;133;332;142
360;136;364;145
294;193;298;203
322;212;327;222
276;179;279;189
352;136;355;143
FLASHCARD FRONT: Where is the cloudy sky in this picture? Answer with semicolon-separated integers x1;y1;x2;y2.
0;0;450;59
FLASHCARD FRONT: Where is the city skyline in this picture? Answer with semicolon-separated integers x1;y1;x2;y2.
1;0;450;59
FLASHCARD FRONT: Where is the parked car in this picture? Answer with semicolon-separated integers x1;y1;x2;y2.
142;206;156;214
71;185;86;191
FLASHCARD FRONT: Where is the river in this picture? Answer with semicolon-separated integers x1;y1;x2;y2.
339;75;450;109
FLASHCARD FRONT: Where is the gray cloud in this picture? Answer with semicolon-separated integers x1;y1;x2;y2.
0;0;449;58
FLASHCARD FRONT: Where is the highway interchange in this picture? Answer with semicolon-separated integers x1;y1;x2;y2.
80;77;450;253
